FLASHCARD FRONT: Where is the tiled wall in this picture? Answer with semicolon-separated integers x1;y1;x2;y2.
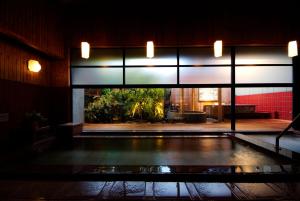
236;92;292;120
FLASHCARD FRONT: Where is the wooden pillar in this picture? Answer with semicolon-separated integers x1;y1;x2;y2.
293;56;300;129
230;47;236;131
192;88;195;111
217;88;223;122
180;88;184;113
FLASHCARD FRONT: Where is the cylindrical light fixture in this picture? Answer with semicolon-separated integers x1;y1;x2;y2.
28;60;41;72
146;41;154;58
81;42;90;59
288;40;298;57
214;40;222;57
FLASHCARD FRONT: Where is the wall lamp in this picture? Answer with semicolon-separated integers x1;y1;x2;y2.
28;60;41;72
288;41;298;57
81;42;90;59
147;41;154;58
214;40;222;57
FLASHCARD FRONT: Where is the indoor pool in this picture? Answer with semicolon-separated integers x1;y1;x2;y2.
32;136;291;166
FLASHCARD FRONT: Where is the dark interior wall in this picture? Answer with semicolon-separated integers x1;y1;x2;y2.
0;38;51;85
50;54;71;125
0;38;52;143
64;1;299;47
0;0;64;57
0;0;69;143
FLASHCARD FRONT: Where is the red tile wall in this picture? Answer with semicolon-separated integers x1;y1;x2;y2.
236;92;292;120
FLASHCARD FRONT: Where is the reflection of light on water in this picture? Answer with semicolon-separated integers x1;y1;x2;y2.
235;166;263;173
231;147;263;165
156;138;163;149
132;138;139;150
243;166;256;173
195;183;231;197
160;166;171;173
235;166;242;173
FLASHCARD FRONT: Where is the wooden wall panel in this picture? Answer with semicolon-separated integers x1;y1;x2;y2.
0;39;50;86
67;17;298;48
0;0;69;144
0;0;64;58
0;79;50;143
65;6;299;48
0;36;71;143
51;53;70;87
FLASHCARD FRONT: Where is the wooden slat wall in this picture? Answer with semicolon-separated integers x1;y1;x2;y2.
0;39;51;86
51;55;70;87
0;0;70;143
65;10;298;48
0;79;50;142
0;0;64;58
0;38;71;143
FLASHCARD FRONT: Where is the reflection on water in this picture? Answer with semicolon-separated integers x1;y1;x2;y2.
33;137;290;166
194;183;232;198
160;166;171;173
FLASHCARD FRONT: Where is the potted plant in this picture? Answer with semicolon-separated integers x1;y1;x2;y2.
24;111;48;131
21;111;48;143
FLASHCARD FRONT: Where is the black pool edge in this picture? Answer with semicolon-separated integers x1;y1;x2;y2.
0;164;300;182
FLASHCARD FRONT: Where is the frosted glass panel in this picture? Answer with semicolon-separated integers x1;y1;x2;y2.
71;49;123;66
125;48;177;66
72;68;123;85
125;67;177;84
236;47;292;65
236;66;292;83
180;47;231;65
180;67;231;84
236;87;292;96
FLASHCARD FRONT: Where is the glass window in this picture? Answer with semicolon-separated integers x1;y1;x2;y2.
236;66;292;83
71;49;123;66
235;87;292;131
125;67;177;84
82;88;231;131
71;68;123;85
236;47;292;65
179;47;231;65
180;67;231;84
125;48;177;66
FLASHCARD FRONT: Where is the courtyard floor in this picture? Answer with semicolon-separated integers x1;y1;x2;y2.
83;119;291;132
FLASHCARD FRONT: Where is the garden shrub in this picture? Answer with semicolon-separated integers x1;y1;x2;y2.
85;88;164;122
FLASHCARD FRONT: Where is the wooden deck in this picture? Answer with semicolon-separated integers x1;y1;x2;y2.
84;119;291;132
0;181;299;200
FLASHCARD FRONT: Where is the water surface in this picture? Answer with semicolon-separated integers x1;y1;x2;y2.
32;137;290;165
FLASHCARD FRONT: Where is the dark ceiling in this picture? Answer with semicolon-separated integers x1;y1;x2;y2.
54;0;299;17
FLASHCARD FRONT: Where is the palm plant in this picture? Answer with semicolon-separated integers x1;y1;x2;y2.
85;88;165;122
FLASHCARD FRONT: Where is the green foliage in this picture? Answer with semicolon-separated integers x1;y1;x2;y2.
85;88;164;122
